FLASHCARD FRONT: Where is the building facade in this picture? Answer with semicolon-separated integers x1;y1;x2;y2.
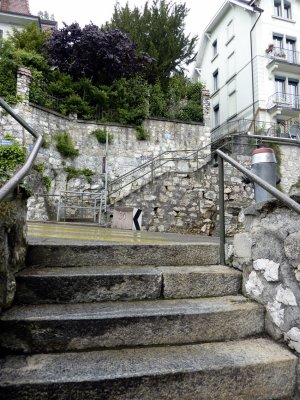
192;0;300;138
0;0;56;40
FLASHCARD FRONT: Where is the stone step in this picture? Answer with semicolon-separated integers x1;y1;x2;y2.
15;265;241;304
0;295;264;354
15;266;163;304
0;338;296;400
26;242;219;267
159;265;241;299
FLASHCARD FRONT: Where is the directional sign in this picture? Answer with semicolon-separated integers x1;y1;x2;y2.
0;139;13;146
112;207;143;231
132;208;142;231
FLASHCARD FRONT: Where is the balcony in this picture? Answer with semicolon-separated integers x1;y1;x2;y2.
266;46;300;73
267;92;300;117
211;118;300;143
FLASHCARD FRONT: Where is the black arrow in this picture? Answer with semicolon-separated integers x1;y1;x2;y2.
133;209;142;230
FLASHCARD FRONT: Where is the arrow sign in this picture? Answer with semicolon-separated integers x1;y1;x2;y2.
132;208;142;231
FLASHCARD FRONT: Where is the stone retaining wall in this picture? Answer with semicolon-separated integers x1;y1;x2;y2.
113;155;254;236
0;194;27;312
233;200;300;364
0;102;210;222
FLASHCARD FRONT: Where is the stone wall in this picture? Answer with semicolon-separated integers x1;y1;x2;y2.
113;155;254;236
280;144;300;193
233;200;300;363
0;194;27;312
0;102;209;221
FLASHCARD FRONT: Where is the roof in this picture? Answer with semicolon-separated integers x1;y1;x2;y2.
0;0;31;15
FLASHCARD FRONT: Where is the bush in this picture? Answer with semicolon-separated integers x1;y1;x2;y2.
0;136;26;182
135;125;150;140
54;131;79;159
64;166;94;184
91;128;113;144
175;101;203;122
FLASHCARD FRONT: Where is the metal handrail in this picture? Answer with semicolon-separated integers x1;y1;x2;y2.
0;97;42;201
108;142;212;197
216;149;300;264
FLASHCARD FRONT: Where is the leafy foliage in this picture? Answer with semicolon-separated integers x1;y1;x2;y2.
33;163;51;191
64;166;94;184
46;23;152;85
135;125;150;140
0;137;26;182
9;23;50;53
0;20;203;125
54;131;79;159
106;0;198;88
92;128;113;144
38;11;55;21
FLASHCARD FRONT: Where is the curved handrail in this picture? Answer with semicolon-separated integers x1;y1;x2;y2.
0;97;42;201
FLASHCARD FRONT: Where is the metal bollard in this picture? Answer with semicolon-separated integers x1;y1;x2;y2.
251;148;277;202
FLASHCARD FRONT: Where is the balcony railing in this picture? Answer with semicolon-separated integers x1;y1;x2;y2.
211;118;300;143
267;46;300;66
267;92;300;110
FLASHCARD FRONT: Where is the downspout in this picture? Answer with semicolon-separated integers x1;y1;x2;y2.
250;7;264;120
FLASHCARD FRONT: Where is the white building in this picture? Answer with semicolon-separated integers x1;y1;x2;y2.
192;0;300;139
0;0;56;40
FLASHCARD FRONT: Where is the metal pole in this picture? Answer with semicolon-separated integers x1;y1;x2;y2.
216;149;300;215
104;129;108;212
151;160;154;183
218;155;226;265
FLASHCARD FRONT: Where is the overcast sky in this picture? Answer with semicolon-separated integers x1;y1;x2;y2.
29;0;224;39
29;0;225;74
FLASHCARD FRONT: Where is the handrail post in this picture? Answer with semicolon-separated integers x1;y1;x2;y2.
151;160;154;183
218;155;226;265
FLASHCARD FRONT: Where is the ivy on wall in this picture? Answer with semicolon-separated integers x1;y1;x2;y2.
0;135;26;182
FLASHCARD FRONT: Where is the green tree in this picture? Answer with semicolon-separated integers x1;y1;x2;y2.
38;11;55;21
106;0;198;88
9;22;50;53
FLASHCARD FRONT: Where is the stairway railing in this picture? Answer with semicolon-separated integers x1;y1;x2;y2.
0;97;42;201
108;142;213;198
216;149;300;265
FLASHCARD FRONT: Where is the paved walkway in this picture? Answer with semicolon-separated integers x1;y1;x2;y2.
27;222;219;246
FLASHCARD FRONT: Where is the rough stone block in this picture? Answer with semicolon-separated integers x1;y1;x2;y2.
234;233;252;259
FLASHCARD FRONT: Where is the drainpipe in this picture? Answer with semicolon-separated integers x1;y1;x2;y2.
250;6;264;120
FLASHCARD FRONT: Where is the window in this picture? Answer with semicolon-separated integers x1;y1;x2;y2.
213;70;219;92
286;38;296;62
275;77;285;94
274;0;282;16
273;34;283;49
288;79;299;107
226;20;234;42
212;40;218;58
284;0;291;18
213;104;220;127
274;0;292;19
227;52;235;80
228;80;236;117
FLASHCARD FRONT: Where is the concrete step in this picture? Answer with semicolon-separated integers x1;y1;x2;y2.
26;242;219;267
159;265;241;299
15;266;163;304
0;295;264;354
0;338;296;400
15;265;241;304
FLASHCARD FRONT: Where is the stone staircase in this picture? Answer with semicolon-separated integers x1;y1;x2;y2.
0;240;297;399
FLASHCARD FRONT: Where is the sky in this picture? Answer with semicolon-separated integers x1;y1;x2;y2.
29;0;224;41
29;0;225;74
